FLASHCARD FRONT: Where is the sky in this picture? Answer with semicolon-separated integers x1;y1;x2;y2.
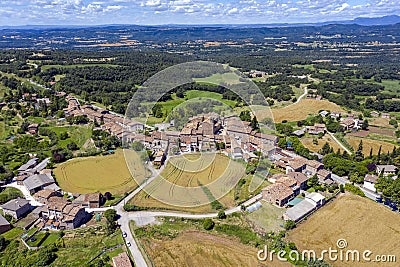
0;0;399;26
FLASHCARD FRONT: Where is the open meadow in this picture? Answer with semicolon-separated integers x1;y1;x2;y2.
133;217;292;267
301;135;342;153
271;99;344;122
193;72;242;85
344;135;397;155
246;200;285;233
53;149;144;194
288;194;400;266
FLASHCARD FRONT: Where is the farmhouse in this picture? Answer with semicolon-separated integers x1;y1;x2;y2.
363;174;379;192
34;189;61;204
376;165;398;177
306;124;326;135
286;158;307;173
23;173;57;193
340;118;355;131
41;196;90;229
0;214;11;234
262;183;294;207
0;197;31;219
73;192;104;208
370;111;379;117
288;172;309;190
18;158;38;173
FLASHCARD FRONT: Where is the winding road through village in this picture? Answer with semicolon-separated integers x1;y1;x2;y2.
87;162;262;267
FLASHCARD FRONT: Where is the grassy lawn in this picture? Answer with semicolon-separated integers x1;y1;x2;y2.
1;228;24;240
246;200;285;232
292;64;316;71
53;149;143;194
368;79;400;94
185;90;237;108
26;231;49;247
54;74;66;81
43;124;92;149
41;232;60;246
143;90;238;125
288;194;400;266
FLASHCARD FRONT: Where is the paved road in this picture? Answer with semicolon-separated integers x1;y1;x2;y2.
3;182;44;207
330;174;381;201
331;174;349;185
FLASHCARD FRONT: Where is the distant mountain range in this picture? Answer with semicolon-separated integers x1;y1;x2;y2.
1;15;400;30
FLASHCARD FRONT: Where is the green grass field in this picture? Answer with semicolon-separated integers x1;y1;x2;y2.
143;89;237;125
368;79;400;94
53;149;143;194
43;125;92;149
194;72;242;85
0;228;23;240
246;200;285;232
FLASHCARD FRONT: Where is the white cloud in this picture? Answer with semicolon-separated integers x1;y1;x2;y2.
1;0;400;25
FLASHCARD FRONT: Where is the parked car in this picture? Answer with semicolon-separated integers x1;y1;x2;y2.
126;241;131;247
122;232;127;238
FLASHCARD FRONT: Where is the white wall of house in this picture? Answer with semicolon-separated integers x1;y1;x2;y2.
363;181;376;192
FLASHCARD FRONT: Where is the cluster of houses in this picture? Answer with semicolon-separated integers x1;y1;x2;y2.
125;114;279;166
261;149;334;208
0;157;105;232
64;96;144;139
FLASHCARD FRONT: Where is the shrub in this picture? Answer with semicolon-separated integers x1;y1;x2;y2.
284;220;296;230
344;184;365;197
203;219;215;230
217;211;226;219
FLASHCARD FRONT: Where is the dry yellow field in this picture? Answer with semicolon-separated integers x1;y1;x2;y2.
344;136;397;155
301;135;342;153
53;150;143;194
140;231;291;267
129;153;244;213
369;117;394;128
288;194;400;267
271;99;344;122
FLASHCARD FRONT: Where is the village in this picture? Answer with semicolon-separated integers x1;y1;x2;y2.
1;85;399;267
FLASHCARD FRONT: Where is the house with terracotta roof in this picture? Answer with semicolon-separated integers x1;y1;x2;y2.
262;183;294;207
286;158;307;173
73;192;104;208
34;189;61;204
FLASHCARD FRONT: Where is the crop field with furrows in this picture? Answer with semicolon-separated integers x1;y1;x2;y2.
288;194;400;267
